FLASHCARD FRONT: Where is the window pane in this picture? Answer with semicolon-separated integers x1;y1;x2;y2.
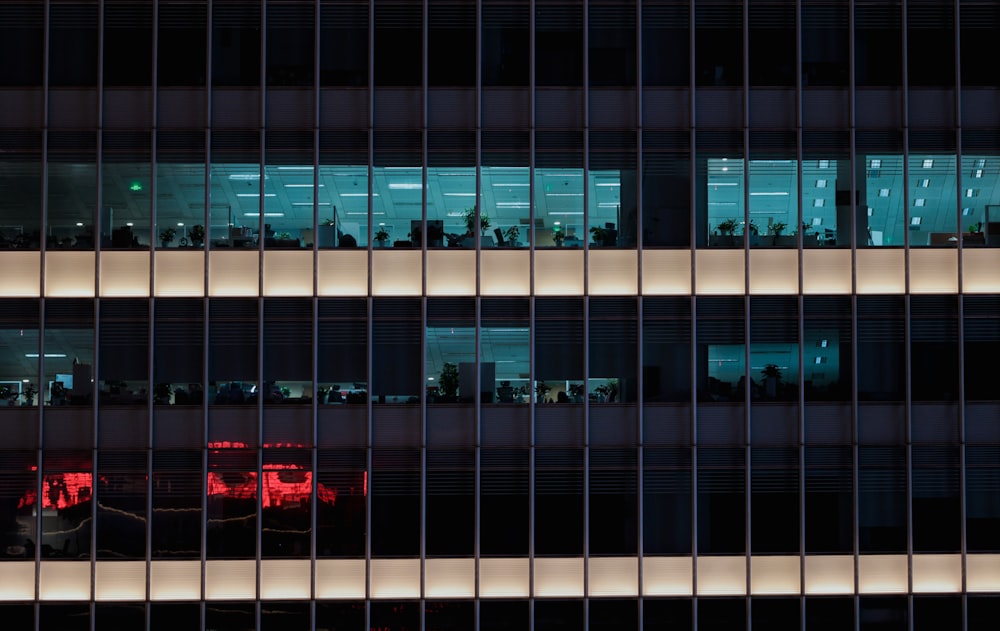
96;452;147;559
152;451;202;558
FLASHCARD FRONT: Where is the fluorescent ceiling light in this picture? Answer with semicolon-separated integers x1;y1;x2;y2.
443;192;477;197
974;169;984;178
708;202;738;206
749;191;788;196
496;202;529;208
917;179;929;187
492;182;529;187
811;217;823;226
966;189;977;197
870;159;881;169
284;184;323;188
228;174;261;181
545;193;583;197
922;159;934;168
597;202;620;208
76;222;84;227
813;199;825;207
818;160;830;169
818;339;828;348
25;353;66;358
708;182;738;186
388;182;422;190
878;189;890;197
963;208;972;216
236;193;276;197
292;202;331;206
914;198;926;207
975;159;986;169
340;193;379;197
243;212;285;217
814;356;826;364
176;222;184;227
277;166;313;170
548;212;584;215
595;182;620;187
911;216;922;225
867;208;874;217
815;179;827;188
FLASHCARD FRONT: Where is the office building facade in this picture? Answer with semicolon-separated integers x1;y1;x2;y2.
1;0;999;628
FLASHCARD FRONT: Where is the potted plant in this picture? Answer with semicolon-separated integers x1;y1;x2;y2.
437;362;460;402
373;226;390;247
189;224;205;247
771;222;787;236
154;382;173;405
589;225;609;246
503;225;520;246
568;383;585;403
159;227;176;248
20;383;37;406
0;385;16;406
463;207;490;236
594;379;619;402
716;218;738;235
553;230;565;247
761;363;782;399
534;380;552;403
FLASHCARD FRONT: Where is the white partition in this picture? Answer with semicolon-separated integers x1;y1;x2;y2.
315;558;366;599
95;561;146;601
205;559;257;600
534;557;584;598
425;557;476;598
641;250;692;295
695;250;745;295
154;250;205;296
696;556;746;596
642;556;693;596
427;250;476;296
260;559;311;599
804;555;854;595
588;556;638;597
480;250;531;295
858;554;908;594
263;250;313;296
150;560;202;601
369;558;420;599
39;561;91;600
479;557;529;598
100;251;150;296
46;252;95;297
589;250;638;295
0;252;40;297
208;251;259;296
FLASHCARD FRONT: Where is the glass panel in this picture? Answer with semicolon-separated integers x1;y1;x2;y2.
805;446;853;553
482;143;531;247
320;1;368;87
370;449;420;556
535;449;584;555
319;130;369;248
806;598;855;631
642;297;692;403
700;150;744;248
482;297;530;404
535;135;585;248
964;296;1000;401
589;1;636;88
803;136;851;248
151;451;202;558
803;296;852;401
263;299;312;404
205;603;255;631
855;1;902;87
40;604;90;631
208;299;258;405
0;452;37;557
694;1;741;87
859;446;906;553
960;1;997;87
153;299;204;406
589;448;637;555
482;0;529;87
261;448;311;557
751;598;800;630
588;132;635;248
0;131;42;249
535;298;584;401
859;135;905;247
697;296;746;402
260;602;309;631
209;130;261;249
102;133;152;249
373;2;421;87
960;155;995;246
481;449;529;555
0;300;39;407
749;0;795;87
263;160;314;249
206;448;257;558
316;449;367;557
373;147;422;249
266;1;313;87
0;2;43;87
317;299;367;404
907;0;955;87
41;451;92;558
912;446;960;553
95;452;146;559
641;130;690;247
911;296;959;402
751;447;799;554
697;598;745;630
98;299;149;403
857;296;905;402
748;154;800;247
103;1;152;87
536;0;583;87
372;298;421;403
44;299;94;406
47;133;98;250
909;154;958;246
967;445;1000;552
49;2;98;87
212;1;261;87
643;447;692;554
749;296;798;402
426;449;474;556
427;164;477;249
158;0;207;87
802;0;849;87
157;132;207;250
697;447;745;554
429;0;475;87
589;297;637;403
427;298;475;403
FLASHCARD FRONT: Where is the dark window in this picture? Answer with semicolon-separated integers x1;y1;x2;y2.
426;450;475;556
481;449;529;555
316;449;367;557
96;451;147;559
212;2;262;86
805;446;854;554
643;447;692;555
535;448;584;555
697;447;746;554
206;449;257;558
370;448;420;556
857;296;905;402
158;1;207;86
0;3;43;86
104;2;153;86
151;451;203;558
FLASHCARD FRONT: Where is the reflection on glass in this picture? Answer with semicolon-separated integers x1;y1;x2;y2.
0;136;42;249
156;160;205;250
0;452;38;556
961;156;991;247
908;154;957;247
536;168;584;247
862;154;905;246
42;330;94;407
428;167;477;247
210;163;260;249
47;160;97;250
263;165;311;248
483;166;530;247
373;166;422;247
319;165;368;248
586;169;627;247
41;452;92;558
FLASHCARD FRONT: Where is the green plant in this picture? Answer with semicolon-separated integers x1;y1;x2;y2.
716;218;738;234
159;227;176;244
323;218;336;226
437;362;460;399
503;225;520;243
568;383;585;397
189;224;205;244
553;230;565;246
280;386;291;399
275;231;292;240
742;220;759;236
21;383;37;405
534;381;551;401
0;385;16;402
374;227;390;243
463;207;490;235
594;379;620;401
771;222;787;236
969;221;983;234
761;364;782;380
154;382;173;403
590;225;608;244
